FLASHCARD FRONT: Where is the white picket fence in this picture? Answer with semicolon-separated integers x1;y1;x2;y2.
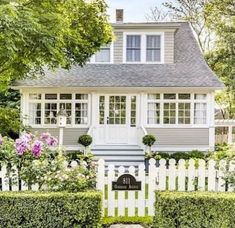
1;158;235;217
96;158;235;217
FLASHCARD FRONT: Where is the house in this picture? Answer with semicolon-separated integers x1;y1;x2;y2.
13;10;223;166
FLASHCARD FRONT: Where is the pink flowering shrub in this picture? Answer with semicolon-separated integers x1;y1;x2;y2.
0;132;96;192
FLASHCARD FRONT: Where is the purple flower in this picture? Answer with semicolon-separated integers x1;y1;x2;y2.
40;132;58;146
0;134;3;145
32;140;43;158
15;138;30;155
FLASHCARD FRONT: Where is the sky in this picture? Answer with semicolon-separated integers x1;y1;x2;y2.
106;0;164;22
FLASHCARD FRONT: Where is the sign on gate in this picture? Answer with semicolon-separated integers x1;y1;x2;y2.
112;174;141;191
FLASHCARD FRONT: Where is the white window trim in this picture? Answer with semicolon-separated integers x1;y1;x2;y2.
27;93;90;128
146;93;209;128
123;32;165;64
89;42;114;64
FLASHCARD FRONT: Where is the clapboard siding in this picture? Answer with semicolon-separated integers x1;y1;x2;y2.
113;32;123;63
30;128;88;145
146;128;209;146
164;31;174;63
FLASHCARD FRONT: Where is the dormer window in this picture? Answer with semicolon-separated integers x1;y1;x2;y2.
95;44;111;63
124;32;164;63
146;35;161;62
89;44;113;63
126;35;141;62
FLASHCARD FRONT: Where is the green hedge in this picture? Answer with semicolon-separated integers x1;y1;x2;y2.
0;191;102;228
154;191;235;228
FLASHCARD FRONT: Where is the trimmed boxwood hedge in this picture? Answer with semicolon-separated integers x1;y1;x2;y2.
0;191;102;228
154;191;235;228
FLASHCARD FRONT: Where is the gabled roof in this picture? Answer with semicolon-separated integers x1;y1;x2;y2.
13;22;223;89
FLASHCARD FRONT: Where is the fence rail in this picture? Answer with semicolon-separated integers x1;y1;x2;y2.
1;158;235;217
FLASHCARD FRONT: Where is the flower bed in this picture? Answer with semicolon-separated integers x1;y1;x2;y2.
154;191;235;228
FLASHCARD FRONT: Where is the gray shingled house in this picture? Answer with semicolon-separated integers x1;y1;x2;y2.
13;11;223;165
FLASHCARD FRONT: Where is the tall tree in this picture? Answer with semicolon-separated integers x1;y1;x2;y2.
205;0;235;118
0;0;112;91
146;0;213;52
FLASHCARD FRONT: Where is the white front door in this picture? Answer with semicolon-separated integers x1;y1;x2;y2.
97;95;138;145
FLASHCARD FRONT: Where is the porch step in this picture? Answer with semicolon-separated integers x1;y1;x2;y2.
92;147;145;167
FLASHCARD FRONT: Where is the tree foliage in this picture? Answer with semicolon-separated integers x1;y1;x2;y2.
146;0;213;52
0;0;112;90
205;0;235;118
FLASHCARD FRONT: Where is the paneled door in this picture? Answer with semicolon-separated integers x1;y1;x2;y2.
98;95;138;144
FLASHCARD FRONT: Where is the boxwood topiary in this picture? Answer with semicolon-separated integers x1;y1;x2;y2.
78;134;92;147
142;135;156;147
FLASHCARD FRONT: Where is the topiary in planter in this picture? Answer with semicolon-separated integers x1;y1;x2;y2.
78;135;92;154
142;134;156;154
142;134;156;147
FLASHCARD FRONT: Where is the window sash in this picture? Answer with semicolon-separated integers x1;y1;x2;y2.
95;46;110;63
146;35;161;62
126;35;141;62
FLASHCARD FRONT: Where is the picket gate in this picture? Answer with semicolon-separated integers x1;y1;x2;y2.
96;158;235;217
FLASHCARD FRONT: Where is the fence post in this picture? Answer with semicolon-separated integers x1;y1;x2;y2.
148;158;156;216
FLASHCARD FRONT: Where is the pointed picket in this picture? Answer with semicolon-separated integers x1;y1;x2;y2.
168;159;176;191
148;158;156;216
1;164;9;191
228;160;235;192
107;164;115;216
128;166;136;216
187;159;195;191
218;160;226;192
158;159;166;191
198;159;206;191
208;160;216;191
11;166;19;191
137;163;145;216
178;159;186;191
117;166;125;216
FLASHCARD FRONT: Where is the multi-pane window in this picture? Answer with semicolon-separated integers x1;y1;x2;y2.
28;93;89;126
164;103;176;124
29;93;42;125
130;96;137;127
147;94;160;124
109;96;126;125
178;103;191;124
194;94;207;124
44;103;57;124
146;35;161;62
75;94;88;125
29;103;41;125
99;96;105;125
126;35;141;62
95;44;111;63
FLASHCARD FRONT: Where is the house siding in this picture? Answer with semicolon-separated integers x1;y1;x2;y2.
113;32;123;63
30;128;88;145
146;128;209;146
164;31;174;63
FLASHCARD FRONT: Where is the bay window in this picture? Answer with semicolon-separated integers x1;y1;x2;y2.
164;103;176;124
147;94;160;124
126;35;141;62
